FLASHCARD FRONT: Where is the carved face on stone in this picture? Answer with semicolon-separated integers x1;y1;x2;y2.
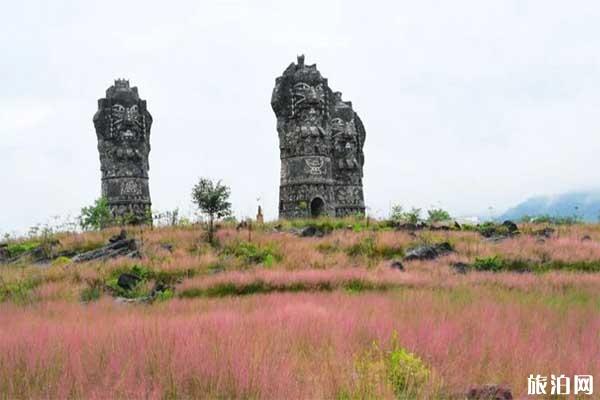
110;102;143;142
292;82;325;107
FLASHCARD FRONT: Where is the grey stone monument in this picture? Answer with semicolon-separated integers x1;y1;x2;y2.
93;79;152;224
272;56;365;218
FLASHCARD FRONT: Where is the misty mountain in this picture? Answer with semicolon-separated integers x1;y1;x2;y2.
500;191;600;222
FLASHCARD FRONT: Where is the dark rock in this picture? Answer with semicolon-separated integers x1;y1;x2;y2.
395;221;428;231
150;281;172;297
533;227;555;239
94;80;153;224
160;243;174;253
404;242;454;261
467;384;513;399
117;273;141;290
72;232;139;263
502;220;519;234
273;55;365;218
581;235;592;242
484;235;509;243
109;229;127;243
298;226;328;237
451;262;469;274
390;260;404;271
0;244;9;263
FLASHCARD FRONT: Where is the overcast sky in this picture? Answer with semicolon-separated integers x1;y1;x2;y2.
2;0;600;235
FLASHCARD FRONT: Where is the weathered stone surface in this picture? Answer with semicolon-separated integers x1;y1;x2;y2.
272;56;365;218
94;79;152;224
390;260;404;271
466;384;513;399
117;273;141;290
296;225;329;237
72;231;139;263
404;242;453;261
451;262;469;274
532;227;555;238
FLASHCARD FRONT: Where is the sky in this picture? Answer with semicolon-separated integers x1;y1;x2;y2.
2;0;600;235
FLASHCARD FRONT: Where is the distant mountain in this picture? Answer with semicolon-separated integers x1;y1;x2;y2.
500;191;600;223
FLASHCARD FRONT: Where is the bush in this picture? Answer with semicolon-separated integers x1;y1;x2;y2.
389;205;422;224
386;338;430;398
349;336;430;399
426;208;451;223
472;256;504;272
346;236;403;260
222;241;282;266
4;241;40;258
80;197;112;230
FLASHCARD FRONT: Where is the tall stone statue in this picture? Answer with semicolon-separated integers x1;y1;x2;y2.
93;79;152;224
272;56;365;218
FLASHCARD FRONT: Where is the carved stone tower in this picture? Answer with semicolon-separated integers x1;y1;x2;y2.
93;79;152;224
272;56;365;218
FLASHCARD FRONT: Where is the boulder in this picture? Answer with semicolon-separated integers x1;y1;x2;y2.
297;226;328;237
533;227;555;239
117;273;142;290
466;384;513;399
581;235;592;242
404;242;453;261
502;220;519;234
451;262;469;274
72;232;139;263
390;260;404;271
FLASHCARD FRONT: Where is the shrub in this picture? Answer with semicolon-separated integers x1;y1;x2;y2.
80;285;102;302
4;241;40;258
191;178;232;245
386;344;430;398
80;197;112;230
472;256;504;272
346;236;403;261
222;241;282;266
426;208;451;223
390;205;422;224
350;336;430;399
51;256;71;266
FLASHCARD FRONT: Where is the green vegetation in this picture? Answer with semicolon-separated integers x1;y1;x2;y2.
348;335;430;399
389;205;422;224
4;241;41;258
471;256;600;273
221;240;282;266
426;208;451;223
191;177;232;245
80;197;112;230
346;236;404;261
518;214;583;225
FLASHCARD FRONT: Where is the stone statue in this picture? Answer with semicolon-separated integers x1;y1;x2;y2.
93;79;152;224
272;56;365;218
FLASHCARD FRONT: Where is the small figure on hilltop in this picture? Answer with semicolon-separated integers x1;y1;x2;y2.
256;205;264;224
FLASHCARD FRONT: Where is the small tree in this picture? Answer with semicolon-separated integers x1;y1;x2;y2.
390;204;422;224
427;208;451;223
191;178;232;244
80;197;112;230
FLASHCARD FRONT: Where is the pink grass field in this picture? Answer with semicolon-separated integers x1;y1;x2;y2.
2;223;600;398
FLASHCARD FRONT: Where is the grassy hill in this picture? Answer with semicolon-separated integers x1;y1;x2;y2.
1;218;599;398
